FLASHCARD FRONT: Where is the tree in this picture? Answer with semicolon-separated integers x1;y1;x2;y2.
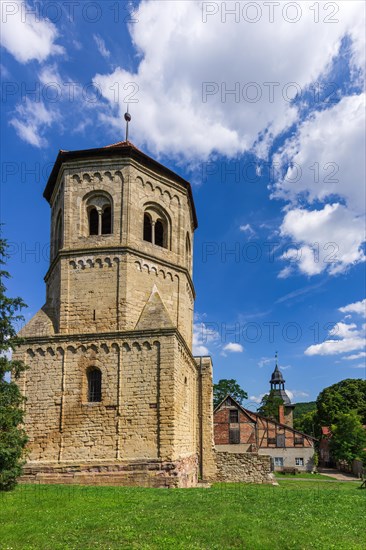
257;393;284;421
213;379;248;408
316;379;366;427
293;401;316;420
0;237;28;491
293;409;320;438
330;411;366;465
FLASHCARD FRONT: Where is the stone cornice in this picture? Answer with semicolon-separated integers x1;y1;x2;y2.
20;327;199;370
44;245;196;298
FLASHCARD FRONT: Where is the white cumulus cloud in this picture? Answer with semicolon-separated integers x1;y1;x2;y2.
192;317;220;356
0;0;63;63
92;0;365;161
339;298;366;317
223;342;244;353
279;203;366;276
9;98;60;147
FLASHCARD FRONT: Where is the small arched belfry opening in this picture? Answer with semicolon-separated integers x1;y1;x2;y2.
85;193;113;236
185;233;192;271
54;210;63;255
87;367;102;402
142;204;170;249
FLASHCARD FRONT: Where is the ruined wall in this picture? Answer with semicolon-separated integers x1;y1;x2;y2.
196;356;217;481
216;452;274;484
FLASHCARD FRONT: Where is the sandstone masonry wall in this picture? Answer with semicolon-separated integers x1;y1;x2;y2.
215;452;274;484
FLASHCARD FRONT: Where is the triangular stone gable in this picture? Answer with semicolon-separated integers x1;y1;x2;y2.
135;285;174;330
18;306;56;337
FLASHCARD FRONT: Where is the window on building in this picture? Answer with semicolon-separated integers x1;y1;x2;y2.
89;208;99;235
55;210;63;254
155;219;165;248
294;436;304;445
87;368;102;402
101;206;112;234
229;409;239;423
229;428;240;444
142;206;170;249
186;233;191;270
274;457;284;467
295;457;304;466
276;434;285;448
143;213;153;242
267;437;276;445
86;194;113;236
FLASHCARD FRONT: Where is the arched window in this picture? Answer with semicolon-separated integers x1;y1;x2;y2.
101;206;112;235
87;368;102;402
143;213;152;243
55;211;63;255
142;205;170;249
185;233;191;270
89;208;99;235
86;194;113;236
155;219;165;248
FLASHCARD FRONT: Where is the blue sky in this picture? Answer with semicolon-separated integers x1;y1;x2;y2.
1;0;365;406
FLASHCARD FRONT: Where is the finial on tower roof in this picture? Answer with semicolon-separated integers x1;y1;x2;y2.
124;105;131;142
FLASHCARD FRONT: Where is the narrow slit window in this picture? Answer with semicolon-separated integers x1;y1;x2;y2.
87;368;102;402
55;211;63;254
143;213;152;242
186;233;191;269
89;208;99;235
102;206;112;234
155;219;165;248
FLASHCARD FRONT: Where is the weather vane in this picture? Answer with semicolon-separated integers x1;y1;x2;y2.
124;104;131;142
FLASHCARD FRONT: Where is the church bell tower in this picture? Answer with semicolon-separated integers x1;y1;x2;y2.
14;131;216;487
269;354;295;428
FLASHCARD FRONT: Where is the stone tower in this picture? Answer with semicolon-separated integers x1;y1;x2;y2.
14;140;216;487
269;355;295;428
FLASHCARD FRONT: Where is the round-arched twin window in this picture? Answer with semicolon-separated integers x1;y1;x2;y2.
86;194;112;236
143;206;170;249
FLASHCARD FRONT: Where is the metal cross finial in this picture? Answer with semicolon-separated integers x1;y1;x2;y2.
275;351;278;365
124;105;131;142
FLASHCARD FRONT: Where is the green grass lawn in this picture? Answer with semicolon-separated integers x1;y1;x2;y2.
0;481;365;550
274;471;335;480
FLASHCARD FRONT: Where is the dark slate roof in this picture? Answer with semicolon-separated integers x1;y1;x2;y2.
43;140;198;229
270;365;285;384
271;388;292;405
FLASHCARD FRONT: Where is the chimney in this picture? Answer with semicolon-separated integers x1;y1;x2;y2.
278;405;285;425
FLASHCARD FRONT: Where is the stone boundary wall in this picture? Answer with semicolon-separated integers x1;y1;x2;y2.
215;452;274;484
